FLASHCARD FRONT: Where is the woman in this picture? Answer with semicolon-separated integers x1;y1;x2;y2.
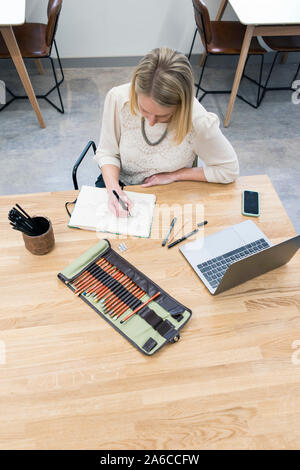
94;47;239;217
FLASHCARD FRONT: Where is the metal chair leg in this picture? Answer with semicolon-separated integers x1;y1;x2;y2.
258;51;279;103
196;54;208;100
72;141;97;190
256;54;265;106
44;56;64;113
240;54;266;107
43;40;64;113
54;39;64;83
196;53;261;106
260;51;300;100
0;39;65;113
188;29;197;61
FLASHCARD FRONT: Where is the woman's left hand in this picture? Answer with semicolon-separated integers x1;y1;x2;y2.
141;172;175;187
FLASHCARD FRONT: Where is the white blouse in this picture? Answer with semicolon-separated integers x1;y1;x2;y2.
94;83;239;186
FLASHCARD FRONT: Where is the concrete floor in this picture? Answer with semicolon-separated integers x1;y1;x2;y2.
0;59;299;232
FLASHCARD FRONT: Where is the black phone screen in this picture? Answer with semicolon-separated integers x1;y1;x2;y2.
244;190;259;215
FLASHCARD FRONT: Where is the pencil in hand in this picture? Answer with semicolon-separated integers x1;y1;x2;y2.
112;189;132;217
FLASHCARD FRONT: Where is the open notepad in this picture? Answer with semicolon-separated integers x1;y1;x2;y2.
68;185;156;238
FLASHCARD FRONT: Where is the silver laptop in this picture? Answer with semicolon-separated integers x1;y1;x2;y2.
180;220;300;295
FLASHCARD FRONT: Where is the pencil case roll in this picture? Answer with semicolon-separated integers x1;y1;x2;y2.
57;239;192;355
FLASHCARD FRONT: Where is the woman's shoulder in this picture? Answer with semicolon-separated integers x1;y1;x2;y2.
105;83;131;107
191;97;220;137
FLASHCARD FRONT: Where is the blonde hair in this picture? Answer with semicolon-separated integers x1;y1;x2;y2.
130;47;194;145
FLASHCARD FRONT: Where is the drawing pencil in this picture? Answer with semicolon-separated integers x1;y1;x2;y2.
120;291;161;323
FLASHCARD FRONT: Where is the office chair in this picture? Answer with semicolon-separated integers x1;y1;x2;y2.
188;0;267;108
0;0;64;113
259;36;300;101
72;141;97;190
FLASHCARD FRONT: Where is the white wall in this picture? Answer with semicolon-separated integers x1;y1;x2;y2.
25;0;237;59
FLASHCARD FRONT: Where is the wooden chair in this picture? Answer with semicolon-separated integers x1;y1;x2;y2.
259;36;300;101
0;0;64;113
188;0;267;108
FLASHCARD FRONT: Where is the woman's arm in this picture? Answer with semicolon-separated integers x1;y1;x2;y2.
141;167;206;187
101;164;133;217
101;164;121;191
94;87;122;176
94;87;133;216
193;110;239;184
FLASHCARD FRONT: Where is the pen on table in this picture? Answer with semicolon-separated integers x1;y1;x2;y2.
167;220;208;249
168;219;190;244
197;220;208;228
112;189;131;216
162;217;177;247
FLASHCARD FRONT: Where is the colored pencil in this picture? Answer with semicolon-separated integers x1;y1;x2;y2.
120;291;161;323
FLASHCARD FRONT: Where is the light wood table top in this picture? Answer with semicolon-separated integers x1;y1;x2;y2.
0;0;25;26
1;175;300;450
229;0;300;25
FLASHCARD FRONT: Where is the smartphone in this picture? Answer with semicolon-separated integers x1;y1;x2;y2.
242;190;260;217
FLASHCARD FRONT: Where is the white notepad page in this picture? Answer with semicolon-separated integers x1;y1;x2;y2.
68;185;156;238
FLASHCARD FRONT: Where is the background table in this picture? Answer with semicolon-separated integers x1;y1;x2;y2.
0;175;300;449
217;0;300;126
0;0;45;128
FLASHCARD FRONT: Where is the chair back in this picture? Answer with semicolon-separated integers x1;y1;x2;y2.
46;0;63;47
192;0;212;48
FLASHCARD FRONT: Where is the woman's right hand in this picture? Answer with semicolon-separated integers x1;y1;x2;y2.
108;187;134;218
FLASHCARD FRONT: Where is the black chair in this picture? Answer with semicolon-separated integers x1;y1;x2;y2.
72;141;97;190
0;0;64;113
188;0;267;108
259;36;300;101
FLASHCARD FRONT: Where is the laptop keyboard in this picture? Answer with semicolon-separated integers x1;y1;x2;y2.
197;238;270;290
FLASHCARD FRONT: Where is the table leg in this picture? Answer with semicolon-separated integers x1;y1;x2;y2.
224;25;254;127
0;26;45;128
34;59;45;75
200;0;228;67
281;52;289;64
216;0;228;21
199;51;207;68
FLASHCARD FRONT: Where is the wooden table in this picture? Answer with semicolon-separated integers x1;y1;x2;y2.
1;175;300;450
216;0;300;127
0;0;45;128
